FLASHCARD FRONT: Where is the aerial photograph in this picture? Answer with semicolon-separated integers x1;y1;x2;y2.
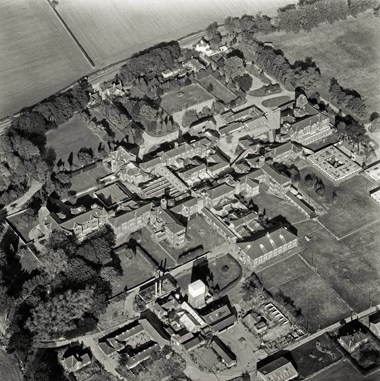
0;0;380;380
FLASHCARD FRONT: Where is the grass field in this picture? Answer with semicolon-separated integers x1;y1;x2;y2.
46;114;104;165
116;248;155;293
161;84;214;114
309;360;379;381
291;334;342;379
0;0;91;118
274;272;351;331
259;13;380;114
55;0;295;67
253;192;306;225
318;175;380;238
197;76;236;104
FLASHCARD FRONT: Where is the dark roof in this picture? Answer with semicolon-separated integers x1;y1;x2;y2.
211;314;237;333
370;311;380;324
261;163;290;185
258;356;291;374
211;338;236;365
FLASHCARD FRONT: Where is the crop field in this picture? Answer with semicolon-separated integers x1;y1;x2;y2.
161;84;214;114
197;76;236;104
318;175;380;238
46;114;104;165
259;13;380;114
55;0;295;67
0;0;91;119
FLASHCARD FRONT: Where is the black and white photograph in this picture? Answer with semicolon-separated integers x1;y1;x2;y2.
0;0;380;380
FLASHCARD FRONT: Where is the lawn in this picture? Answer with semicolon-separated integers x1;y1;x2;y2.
197;75;236;104
309;360;369;381
318;175;380;238
317;220;380;312
161;84;214;114
257;254;311;290
298;221;351;268
115;247;155;293
253;192;306;225
46;114;104;165
261;95;291;108
69;163;111;195
291;334;342;379
258;13;380;114
0;0;90;119
273;272;351;332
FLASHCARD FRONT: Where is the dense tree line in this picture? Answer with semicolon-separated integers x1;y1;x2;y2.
224;13;275;36
329;77;367;118
120;41;181;82
277;0;378;33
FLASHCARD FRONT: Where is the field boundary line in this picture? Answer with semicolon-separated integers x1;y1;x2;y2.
45;0;95;68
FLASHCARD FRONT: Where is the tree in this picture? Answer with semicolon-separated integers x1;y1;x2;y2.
234;73;253;92
182;109;199;127
39;248;68;279
223;56;245;78
25;286;95;339
205;22;218;40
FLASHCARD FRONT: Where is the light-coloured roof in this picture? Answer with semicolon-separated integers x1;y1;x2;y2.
188;280;206;297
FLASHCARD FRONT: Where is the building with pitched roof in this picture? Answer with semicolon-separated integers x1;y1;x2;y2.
109;202;152;238
257;357;298;381
211;337;236;368
236;170;263;198
201;304;237;334
261;164;291;195
369;311;380;338
170;197;204;218
62;352;91;373
152;207;186;246
237;227;298;268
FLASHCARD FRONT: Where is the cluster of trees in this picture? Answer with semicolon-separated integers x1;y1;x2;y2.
0;80;92;206
250;82;281;97
304;173;326;196
120;41;181;82
181;106;213;127
97;101;143;145
234;73;253;92
120;96;177;136
2;226;121;378
277;0;378;33
329;78;367;119
224;13;275;35
251;40;322;94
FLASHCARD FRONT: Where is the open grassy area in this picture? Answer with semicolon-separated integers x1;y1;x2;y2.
115;248;155;293
259;13;380;114
257;254;311;290
197;75;236;104
253;191;306;225
0;0;91;118
291;334;342;379
309;359;375;381
273;272;351;332
161;84;214;114
46;114;104;165
318;220;380;312
318;175;380;238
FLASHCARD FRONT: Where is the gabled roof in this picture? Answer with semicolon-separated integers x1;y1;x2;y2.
109;203;152;228
258;356;298;380
261;164;290;185
206;183;235;201
157;208;186;234
238;227;297;260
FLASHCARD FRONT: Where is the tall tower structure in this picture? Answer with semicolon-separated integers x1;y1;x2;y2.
188;280;207;309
